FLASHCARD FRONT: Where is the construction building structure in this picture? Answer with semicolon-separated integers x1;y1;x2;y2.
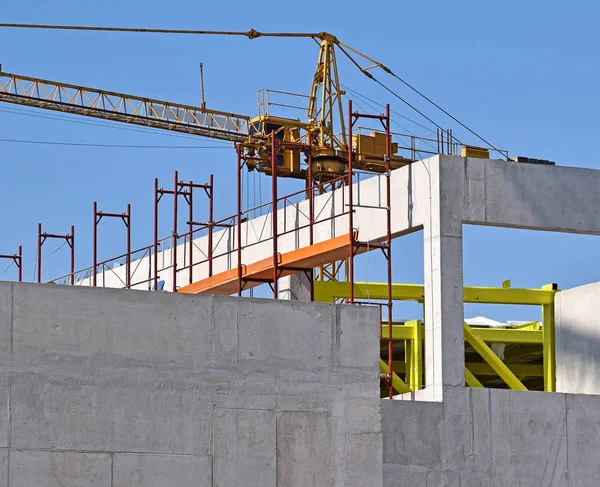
0;22;598;486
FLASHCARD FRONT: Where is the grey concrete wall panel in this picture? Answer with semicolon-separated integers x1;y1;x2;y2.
565;394;600;487
0;283;12;353
555;282;600;394
382;388;600;486
211;294;238;369
0;450;7;487
338;305;380;368
382;399;443;469
11;283;212;370
489;389;567;486
277;411;333;486
0;281;381;486
0;388;9;449
342;432;383;486
11;377;211;454
237;298;333;373
113;454;212;487
213;408;276;487
9;450;111;487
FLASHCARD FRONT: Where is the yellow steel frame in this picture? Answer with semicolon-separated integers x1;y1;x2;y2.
315;281;559;392
463;322;527;390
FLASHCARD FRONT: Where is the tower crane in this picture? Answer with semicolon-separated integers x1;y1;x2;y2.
0;25;414;182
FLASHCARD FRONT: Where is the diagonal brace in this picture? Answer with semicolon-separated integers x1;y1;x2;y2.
464;322;527;391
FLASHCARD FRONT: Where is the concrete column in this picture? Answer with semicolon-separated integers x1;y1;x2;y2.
278;273;312;301
421;156;465;401
555;281;600;394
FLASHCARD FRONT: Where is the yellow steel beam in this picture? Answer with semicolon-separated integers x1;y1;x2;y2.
382;323;542;344
400;320;422;390
315;281;424;303
381;324;413;340
466;363;543;377
463;322;527;391
512;321;540;330
465;367;484;388
542;284;556;392
380;359;411;394
410;320;423;390
469;327;542;344
403;323;413;389
315;281;556;305
387;362;543;377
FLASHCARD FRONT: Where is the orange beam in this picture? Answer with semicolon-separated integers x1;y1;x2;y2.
178;233;368;295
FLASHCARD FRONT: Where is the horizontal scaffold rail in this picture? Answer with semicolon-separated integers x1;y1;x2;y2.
0;71;258;143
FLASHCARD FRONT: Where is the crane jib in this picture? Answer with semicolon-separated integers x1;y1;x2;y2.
0;71;254;144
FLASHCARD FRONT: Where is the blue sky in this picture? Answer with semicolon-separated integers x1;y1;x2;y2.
0;0;599;321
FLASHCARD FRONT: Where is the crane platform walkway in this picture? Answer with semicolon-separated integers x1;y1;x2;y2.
178;232;368;295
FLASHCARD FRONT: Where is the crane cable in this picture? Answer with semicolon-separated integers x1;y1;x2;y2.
0;23;320;39
337;40;505;158
336;44;464;146
0;261;14;276
0;137;231;149
341;83;435;134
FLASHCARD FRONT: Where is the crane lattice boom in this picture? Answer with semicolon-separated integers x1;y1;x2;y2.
0;70;259;144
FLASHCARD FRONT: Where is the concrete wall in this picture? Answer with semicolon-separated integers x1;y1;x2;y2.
0;280;382;486
556;281;600;394
384;387;600;486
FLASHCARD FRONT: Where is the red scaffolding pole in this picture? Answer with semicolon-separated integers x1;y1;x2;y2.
37;223;75;285
154;171;187;292
154;171;215;292
348;99;394;399
0;246;22;282
234;136;314;298
93;201;131;287
179;175;215;284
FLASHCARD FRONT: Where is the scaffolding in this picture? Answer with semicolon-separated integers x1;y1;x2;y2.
348;100;395;399
37;223;75;285
0;246;22;282
93;201;131;288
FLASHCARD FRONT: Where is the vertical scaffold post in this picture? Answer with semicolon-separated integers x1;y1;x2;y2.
347;99;355;304
69;225;75;285
178;177;212;285
126;204;131;288
172;170;179;292
307;132;315;301
208;174;214;277
37;223;42;284
17;246;22;282
93;201;98;287
271;131;279;298
153;178;159;290
236;146;243;297
307;132;314;248
188;180;194;285
384;103;394;399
